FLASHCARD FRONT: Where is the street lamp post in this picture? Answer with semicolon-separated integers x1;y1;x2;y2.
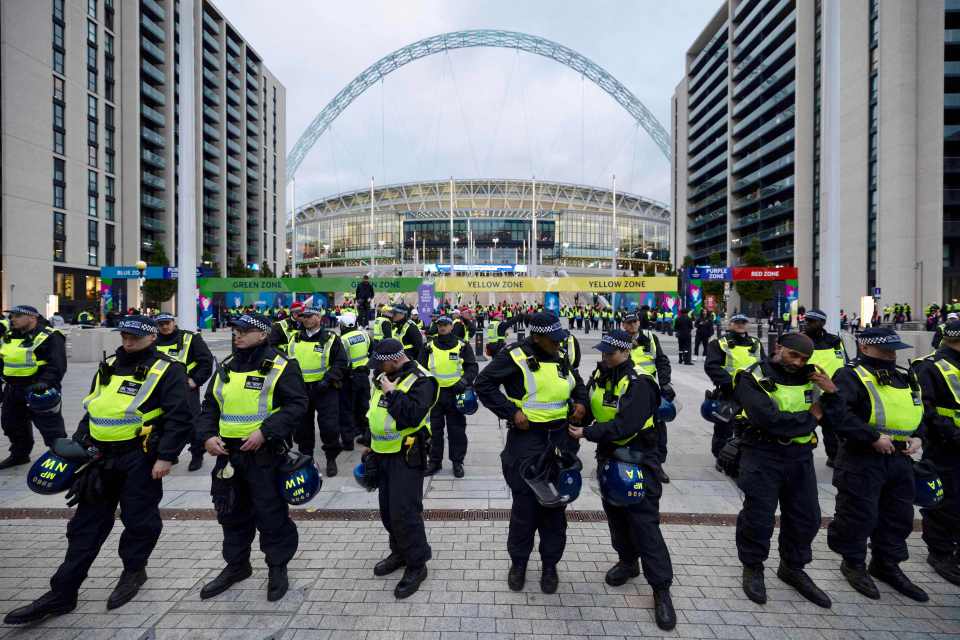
135;259;147;312
323;243;330;268
491;237;499;263
452;237;459;274
562;241;570;267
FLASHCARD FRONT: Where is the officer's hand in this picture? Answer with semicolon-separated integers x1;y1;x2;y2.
570;403;587;424
567;425;585;440
380;377;396;394
513;410;530;430
240;429;265;452
187;378;198;390
871;434;895;455
205;436;227;456
660;383;676;402
903;437;922;456
809;402;824;422
808;366;837;393
151;460;172;480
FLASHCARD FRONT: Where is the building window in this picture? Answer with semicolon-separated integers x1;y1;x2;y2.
87;44;98;92
105;223;115;265
88;94;97;119
53;212;66;262
88;169;98;217
52;0;65;75
53;93;65;155
53;0;64;21
104;0;113;31
88;219;99;266
87;0;97;19
53;158;65;208
106;148;115;173
105;176;115;220
87;19;97;46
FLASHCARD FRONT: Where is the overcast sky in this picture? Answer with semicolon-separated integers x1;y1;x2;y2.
216;0;721;207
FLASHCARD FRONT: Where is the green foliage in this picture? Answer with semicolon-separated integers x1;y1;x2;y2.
703;251;725;299
735;240;775;303
142;242;177;308
227;255;255;278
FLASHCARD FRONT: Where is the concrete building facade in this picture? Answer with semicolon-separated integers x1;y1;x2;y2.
1;0;285;318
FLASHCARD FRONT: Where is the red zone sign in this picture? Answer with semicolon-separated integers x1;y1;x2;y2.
731;267;798;281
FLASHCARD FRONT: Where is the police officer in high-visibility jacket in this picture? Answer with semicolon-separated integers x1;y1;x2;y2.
197;313;308;603
268;301;305;354
289;306;349;477
420;316;478;478
0;305;67;469
475;312;588;594
911;319;960;586
391;304;424;361
338;312;371;450
486;311;507;357
802;309;849;468
567;331;677;631
4;316;192;625
452;308;477;343
371;305;394;345
360;339;439;599
154;312;215;471
733;333;842;608
704;314;765;460
827;328;928;602
932;312;959;349
621;312;675;483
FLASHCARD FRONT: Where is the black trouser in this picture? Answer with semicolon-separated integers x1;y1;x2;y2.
429;388;467;466
295;381;342;459
677;334;692;364
921;452;960;558
50;447;161;597
186;387;205;456
821;425;839;461
214;449;298;568
827;448;915;566
1;382;66;458
339;368;370;445
694;334;711;356
377;450;432;568
735;447;820;568
711;421;734;459
601;455;673;588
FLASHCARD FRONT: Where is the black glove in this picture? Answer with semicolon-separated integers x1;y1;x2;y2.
660;383;676;402
451;380;468;394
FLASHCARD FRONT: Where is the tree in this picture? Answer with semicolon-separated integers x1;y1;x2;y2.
142;242;177;309
735;239;774;305
260;262;275;278
702;251;726;300
227;255;254;278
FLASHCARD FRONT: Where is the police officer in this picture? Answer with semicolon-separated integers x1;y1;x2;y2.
486;311;507;357
932;312;959;349
154;312;215;471
391;304;424;361
567;330;676;631
372;304;394;345
704;314;765;463
475;312;588;594
453;308;476;343
827;327;928;602
802;309;849;468
911;319;960;586
4;316;192;624
0;305;67;469
674;309;694;365
339;311;371;451
421;315;478;478
269;300;305;353
621;312;674;483
733;333;841;608
197;312;307;602
289;305;349;476
361;339;439;599
410;308;425;332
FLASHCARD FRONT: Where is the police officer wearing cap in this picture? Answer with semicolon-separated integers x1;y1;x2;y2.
420;315;478;478
733;333;842;608
452;308;476;343
0;305;68;469
269;301;305;354
567;330;677;631
360;338;439;599
4;316;192;625
391;303;424;361
372;305;394;345
197;312;308;602
933;313;959;349
154;313;214;471
475;311;588;594
339;311;371;451
910;319;960;586
827;327;928;602
288;305;349;477
621;311;674;483
705;314;766;462
802;309;849;468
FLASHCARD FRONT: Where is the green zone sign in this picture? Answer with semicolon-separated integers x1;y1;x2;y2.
197;277;422;293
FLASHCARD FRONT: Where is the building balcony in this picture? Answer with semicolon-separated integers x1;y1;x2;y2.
690;240;727;261
731;152;795;194
246;119;258;135
246;103;259;119
246;89;258;105
141;14;165;43
227;87;241;105
246;73;259;90
227;172;242;186
688;154;726;186
141;125;165;147
948;29;960;44
141;36;165;63
203;49;220;71
226;122;242;138
227;139;242;154
687;134;727;173
688;80;727;128
203;215;221;229
734;0;789;52
246;167;258;180
141;104;165;127
228;222;241;234
203;105;220;123
141;148;166;169
226;37;241;55
204;178;221;193
732;59;796;116
226;154;242;171
247;135;259;151
203;67;220;88
141;59;166;84
687;207;727;231
142;171;165;189
203;123;221;141
203;141;219;157
202;11;220;34
141;81;166;105
203;31;220;52
141;193;165;210
142;215;166;231
142;0;166;20
732;129;794;174
732;81;794;138
732;222;793;248
688;224;727;246
688;117;728;158
204;159;220;175
203;87;220;105
733;104;795;155
226;104;242;121
204;232;221;246
732;191;794;223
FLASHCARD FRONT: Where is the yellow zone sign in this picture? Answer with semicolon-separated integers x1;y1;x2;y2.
433;276;677;293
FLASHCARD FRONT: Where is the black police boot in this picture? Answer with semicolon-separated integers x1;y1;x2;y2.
840;560;880;600
325;456;338;477
107;568;147;610
540;564;559;594
453;462;465;478
869;559;929;602
777;563;831;609
201;562;253;600
653;588;677;631
394;565;427;599
655;467;671;484
374;552;406;577
267;565;288;602
605;559;640;587
507;561;527;591
341;438;355;452
0;454;31;470
188;452;203;472
3;591;76;625
928;553;960;586
423;461;441;477
742;564;767;604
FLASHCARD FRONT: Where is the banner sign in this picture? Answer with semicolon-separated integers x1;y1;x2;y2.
434;276;677;293
417;283;435;326
731;266;798;281
101;266;213;280
543;292;560;314
686;266;731;281
424;264;526;273
197;276;422;294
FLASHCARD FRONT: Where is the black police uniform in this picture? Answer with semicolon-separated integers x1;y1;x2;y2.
197;341;307;581
419;332;478;473
452;317;477;343
393;317;424;361
290;327;349;469
674;312;694;365
474;337;588;573
155;327;214;459
629;328;674;468
704;332;765;458
804;326;847;462
338;328;371;449
269;316;301;352
0;319;68;464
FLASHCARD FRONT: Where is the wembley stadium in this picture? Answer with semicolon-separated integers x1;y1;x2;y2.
290;178;672;276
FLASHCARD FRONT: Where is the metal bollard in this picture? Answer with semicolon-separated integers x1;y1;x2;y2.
757;320;763;340
474;331;487;362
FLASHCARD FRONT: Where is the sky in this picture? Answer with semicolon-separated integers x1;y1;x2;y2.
215;0;721;207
